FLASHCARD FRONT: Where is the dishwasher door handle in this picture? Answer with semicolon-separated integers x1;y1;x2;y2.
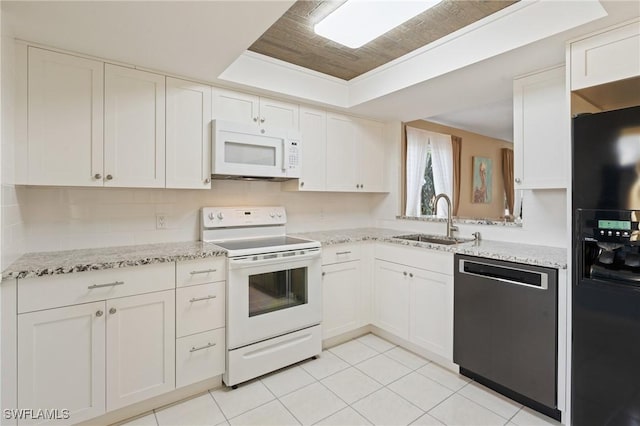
458;259;548;290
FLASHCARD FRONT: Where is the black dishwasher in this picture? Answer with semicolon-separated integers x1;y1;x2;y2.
454;254;559;420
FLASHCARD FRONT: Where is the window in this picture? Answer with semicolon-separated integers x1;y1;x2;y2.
405;126;453;217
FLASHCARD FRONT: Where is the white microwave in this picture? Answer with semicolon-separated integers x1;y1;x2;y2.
212;120;301;181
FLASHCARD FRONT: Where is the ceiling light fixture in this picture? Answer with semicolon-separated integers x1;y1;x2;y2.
314;0;443;49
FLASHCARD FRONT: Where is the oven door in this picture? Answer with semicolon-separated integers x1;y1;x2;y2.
227;248;322;349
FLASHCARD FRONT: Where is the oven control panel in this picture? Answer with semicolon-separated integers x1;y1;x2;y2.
201;206;287;228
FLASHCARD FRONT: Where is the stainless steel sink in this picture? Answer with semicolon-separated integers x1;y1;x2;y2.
393;234;472;245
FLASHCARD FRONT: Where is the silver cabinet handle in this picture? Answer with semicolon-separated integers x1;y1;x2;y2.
204;178;211;184
190;342;215;352
260;129;265;134
515;178;521;184
335;251;352;255
88;280;124;290
94;173;102;179
300;181;305;187
322;271;326;277
189;295;216;303
106;174;113;181
189;269;217;275
109;307;117;314
260;117;265;123
96;310;103;317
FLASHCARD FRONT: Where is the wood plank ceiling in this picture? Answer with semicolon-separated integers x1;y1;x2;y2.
249;0;518;81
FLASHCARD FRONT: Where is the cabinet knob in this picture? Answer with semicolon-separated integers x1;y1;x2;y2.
260;129;265;134
403;271;408;276
253;117;258;122
106;174;113;181
300;181;305;187
94;173;102;180
409;273;414;278
515;178;521;184
260;117;265;123
96;310;103;317
109;307;117;315
322;272;326;277
204;178;211;184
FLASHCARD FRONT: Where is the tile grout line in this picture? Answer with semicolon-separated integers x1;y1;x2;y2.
206;388;231;424
260;375;306;425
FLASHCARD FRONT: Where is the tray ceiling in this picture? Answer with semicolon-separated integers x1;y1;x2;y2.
249;0;518;81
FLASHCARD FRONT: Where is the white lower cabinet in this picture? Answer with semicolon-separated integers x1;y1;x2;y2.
322;260;362;339
176;328;225;388
373;246;454;361
18;302;106;425
106;290;175;411
373;260;410;340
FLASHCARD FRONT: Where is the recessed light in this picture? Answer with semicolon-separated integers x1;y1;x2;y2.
314;0;443;49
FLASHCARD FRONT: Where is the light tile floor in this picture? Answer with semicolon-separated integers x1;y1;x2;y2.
118;334;563;426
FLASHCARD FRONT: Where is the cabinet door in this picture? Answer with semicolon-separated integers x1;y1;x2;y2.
571;21;640;90
106;290;175;410
356;119;387;192
166;77;212;189
18;302;106;425
373;260;409;339
212;88;259;126
297;107;327;191
27;47;104;187
322;260;362;339
104;64;165;188
409;269;453;361
259;97;299;130
326;113;357;191
513;66;568;189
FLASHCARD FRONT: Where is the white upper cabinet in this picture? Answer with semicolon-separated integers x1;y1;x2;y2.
325;113;388;192
570;20;640;91
213;88;299;130
27;47;104;187
294;107;327;191
104;64;166;188
513;66;569;189
356;118;386;192
326;113;358;191
166;77;212;189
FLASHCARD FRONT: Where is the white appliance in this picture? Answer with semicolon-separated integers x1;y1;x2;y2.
212;120;301;181
201;207;322;387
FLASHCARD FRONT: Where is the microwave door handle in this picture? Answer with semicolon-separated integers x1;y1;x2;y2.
282;139;287;171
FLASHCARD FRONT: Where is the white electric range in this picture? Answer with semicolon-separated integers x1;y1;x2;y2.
201;206;322;387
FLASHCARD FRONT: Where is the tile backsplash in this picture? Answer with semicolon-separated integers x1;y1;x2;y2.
13;181;385;254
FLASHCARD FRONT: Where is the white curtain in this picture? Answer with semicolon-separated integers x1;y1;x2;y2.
405;126;430;216
431;132;453;217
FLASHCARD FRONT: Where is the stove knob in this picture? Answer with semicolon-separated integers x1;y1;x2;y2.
277;212;283;218
217;212;224;220
269;212;276;218
208;212;214;221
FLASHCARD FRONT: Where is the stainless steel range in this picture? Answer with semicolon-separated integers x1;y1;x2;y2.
201;207;322;387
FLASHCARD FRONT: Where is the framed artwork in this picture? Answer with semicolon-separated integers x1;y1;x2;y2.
472;156;492;203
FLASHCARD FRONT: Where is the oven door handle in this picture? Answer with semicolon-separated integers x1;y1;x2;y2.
228;249;321;268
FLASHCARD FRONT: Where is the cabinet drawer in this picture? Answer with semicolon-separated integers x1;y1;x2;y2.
176;257;225;287
375;243;454;276
322;244;361;265
176;328;225;388
176;282;225;338
18;263;175;314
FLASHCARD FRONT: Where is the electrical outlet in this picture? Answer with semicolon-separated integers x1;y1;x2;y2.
156;215;169;230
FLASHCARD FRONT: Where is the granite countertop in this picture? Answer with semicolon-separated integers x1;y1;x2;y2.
292;227;568;270
2;241;227;280
2;227;567;280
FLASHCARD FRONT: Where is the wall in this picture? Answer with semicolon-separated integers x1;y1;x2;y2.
16;184;385;253
405;120;513;219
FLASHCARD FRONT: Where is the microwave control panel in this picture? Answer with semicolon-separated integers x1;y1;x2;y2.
286;139;301;173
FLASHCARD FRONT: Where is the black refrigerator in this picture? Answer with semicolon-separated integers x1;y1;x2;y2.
572;105;640;425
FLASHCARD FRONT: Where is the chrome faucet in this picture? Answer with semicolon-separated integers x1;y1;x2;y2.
434;193;458;238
